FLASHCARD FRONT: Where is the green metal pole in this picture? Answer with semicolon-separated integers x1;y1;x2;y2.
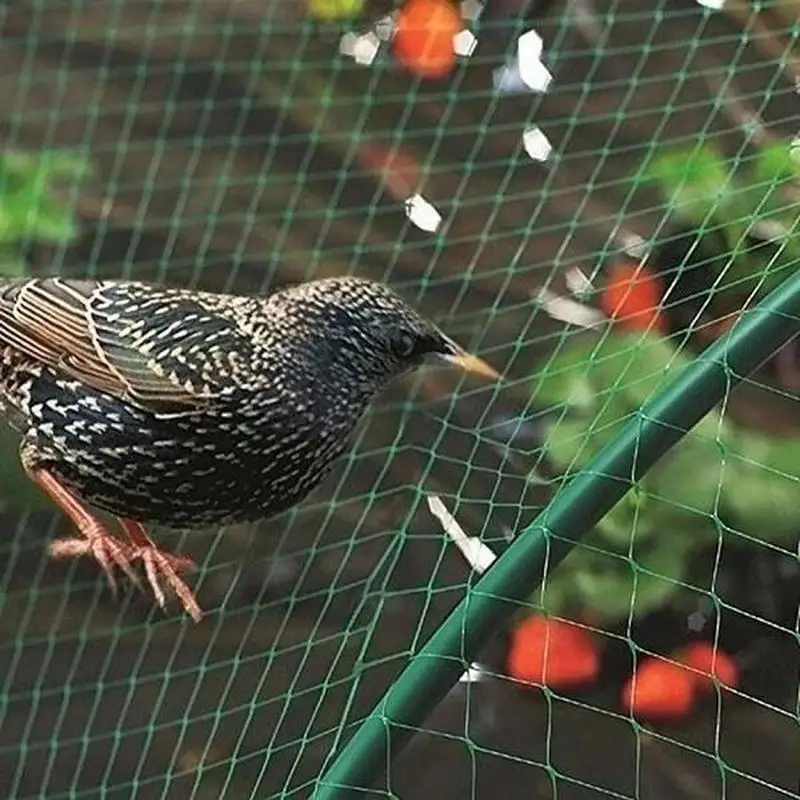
315;273;800;798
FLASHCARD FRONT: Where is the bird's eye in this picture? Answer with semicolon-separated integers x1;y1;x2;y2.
392;330;417;359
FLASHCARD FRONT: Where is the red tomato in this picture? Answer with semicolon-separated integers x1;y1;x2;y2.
507;615;600;689
674;642;739;691
393;0;460;79
621;657;696;720
600;260;667;333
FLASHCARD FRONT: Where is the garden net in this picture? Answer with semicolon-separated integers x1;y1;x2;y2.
0;1;799;799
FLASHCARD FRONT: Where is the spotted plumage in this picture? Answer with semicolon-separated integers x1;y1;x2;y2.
0;276;498;621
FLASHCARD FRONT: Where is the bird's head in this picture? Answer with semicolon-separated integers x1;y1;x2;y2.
270;277;500;389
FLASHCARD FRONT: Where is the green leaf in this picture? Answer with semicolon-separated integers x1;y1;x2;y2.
0;149;89;248
541;417;595;471
536;331;726;524
640;144;732;224
528;502;708;624
0;202;23;244
595;489;656;549
0;255;28;278
23;202;80;243
0;262;26;279
638;140;800;312
719;428;800;543
31;150;93;185
532;338;603;413
569;546;685;622
754;141;800;187
644;430;726;518
529;576;575;618
542;411;633;473
534;331;695;417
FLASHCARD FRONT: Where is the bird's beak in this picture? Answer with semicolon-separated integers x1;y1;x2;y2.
438;338;502;381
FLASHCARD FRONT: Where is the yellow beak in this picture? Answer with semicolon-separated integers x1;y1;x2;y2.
441;347;502;381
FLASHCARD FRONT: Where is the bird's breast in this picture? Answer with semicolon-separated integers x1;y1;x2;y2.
26;374;369;528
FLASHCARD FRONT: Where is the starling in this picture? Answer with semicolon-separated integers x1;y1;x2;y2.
0;276;499;621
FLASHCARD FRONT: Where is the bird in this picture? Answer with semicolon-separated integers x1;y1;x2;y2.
0;275;499;622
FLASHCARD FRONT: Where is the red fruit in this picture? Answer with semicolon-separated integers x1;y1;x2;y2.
393;0;460;79
621;657;696;720
674;643;739;692
600;260;667;333
507;615;600;689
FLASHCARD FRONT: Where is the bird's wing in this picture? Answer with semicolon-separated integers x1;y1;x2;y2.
0;277;263;415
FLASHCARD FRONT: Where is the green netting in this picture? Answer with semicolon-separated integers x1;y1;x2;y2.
1;1;799;799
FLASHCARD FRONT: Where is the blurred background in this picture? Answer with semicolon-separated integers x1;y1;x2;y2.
0;0;799;797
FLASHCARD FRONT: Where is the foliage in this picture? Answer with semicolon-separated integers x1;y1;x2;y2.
639;140;800;307
0;149;91;277
720;426;800;541
529;329;800;624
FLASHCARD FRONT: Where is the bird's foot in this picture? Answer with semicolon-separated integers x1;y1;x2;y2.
32;467;142;594
48;523;142;596
131;545;201;623
29;469;202;621
116;517;202;622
